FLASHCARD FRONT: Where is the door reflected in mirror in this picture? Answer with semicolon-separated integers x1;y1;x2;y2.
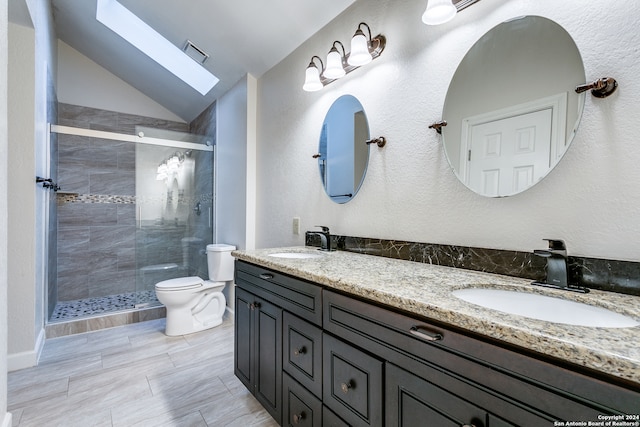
442;16;586;197
318;95;370;203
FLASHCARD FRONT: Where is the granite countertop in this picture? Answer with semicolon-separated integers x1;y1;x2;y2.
232;246;640;385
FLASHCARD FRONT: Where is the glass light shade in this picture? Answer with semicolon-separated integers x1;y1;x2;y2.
303;65;323;92
347;33;372;66
324;49;346;79
167;156;180;172
422;0;457;25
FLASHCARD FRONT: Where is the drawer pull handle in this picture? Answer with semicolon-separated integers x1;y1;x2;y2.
341;381;354;394
294;346;306;356
410;326;443;342
293;412;306;424
259;273;274;280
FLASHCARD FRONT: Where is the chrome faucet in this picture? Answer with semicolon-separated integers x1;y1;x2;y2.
532;239;588;293
309;226;332;251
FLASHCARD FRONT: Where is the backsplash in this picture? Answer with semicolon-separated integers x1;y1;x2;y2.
305;233;640;296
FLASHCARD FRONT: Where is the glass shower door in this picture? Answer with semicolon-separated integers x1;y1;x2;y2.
134;129;214;307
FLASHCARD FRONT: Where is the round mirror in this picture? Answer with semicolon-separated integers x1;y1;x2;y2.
442;16;586;197
318;95;370;203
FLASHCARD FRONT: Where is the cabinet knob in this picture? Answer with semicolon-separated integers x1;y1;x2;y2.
340;381;354;394
293;346;306;356
248;302;261;310
292;412;306;424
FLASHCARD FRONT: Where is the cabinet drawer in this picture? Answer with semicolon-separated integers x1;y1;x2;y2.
323;334;383;427
283;312;323;398
236;261;323;325
283;373;322;427
386;363;486;427
324;290;638;423
323;406;350;427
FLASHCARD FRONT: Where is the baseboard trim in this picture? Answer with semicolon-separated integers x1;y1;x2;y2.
1;412;13;427
8;327;46;371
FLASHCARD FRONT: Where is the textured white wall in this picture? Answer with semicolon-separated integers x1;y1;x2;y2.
256;0;640;262
57;41;184;123
217;76;248;250
7;22;37;361
1;2;11;426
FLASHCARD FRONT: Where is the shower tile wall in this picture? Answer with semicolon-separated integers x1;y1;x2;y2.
189;101;217;280
56;104;190;303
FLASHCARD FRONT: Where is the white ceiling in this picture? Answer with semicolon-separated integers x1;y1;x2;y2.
16;0;356;122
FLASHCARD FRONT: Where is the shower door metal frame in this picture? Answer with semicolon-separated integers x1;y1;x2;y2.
50;124;214;153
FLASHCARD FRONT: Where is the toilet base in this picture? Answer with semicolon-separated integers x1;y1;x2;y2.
163;290;227;336
165;313;224;336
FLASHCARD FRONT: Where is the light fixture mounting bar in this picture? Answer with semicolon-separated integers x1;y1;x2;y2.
319;34;386;86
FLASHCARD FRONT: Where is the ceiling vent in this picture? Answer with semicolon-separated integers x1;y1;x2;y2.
183;40;210;64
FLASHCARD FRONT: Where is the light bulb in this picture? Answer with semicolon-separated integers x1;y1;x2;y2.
422;0;457;25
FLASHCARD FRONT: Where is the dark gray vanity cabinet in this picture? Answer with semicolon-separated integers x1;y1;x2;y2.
235;261;640;427
324;290;640;427
235;261;324;426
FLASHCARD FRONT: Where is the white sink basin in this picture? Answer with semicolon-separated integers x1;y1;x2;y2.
268;252;325;259
452;288;640;328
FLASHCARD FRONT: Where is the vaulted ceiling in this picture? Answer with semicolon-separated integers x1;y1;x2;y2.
20;0;356;121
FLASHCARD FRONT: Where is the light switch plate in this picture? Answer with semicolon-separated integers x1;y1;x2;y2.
292;217;300;235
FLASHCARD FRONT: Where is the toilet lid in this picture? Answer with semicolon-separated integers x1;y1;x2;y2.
155;276;204;291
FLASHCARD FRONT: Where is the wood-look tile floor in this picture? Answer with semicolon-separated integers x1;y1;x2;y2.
8;317;279;427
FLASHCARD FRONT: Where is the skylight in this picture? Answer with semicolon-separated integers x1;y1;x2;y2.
96;0;219;95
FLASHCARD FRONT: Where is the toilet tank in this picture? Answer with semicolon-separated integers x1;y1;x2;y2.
206;244;236;282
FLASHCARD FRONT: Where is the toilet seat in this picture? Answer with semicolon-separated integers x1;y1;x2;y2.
155;276;204;291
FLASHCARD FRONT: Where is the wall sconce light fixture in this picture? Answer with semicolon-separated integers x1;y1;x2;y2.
324;41;347;79
422;0;481;26
303;56;324;92
303;22;386;92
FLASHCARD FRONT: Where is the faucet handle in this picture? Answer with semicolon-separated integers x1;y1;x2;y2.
543;239;566;251
315;225;330;233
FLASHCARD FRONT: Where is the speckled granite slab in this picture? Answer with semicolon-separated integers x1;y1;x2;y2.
233;247;640;385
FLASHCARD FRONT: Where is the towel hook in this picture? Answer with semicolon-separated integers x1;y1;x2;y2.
575;77;618;98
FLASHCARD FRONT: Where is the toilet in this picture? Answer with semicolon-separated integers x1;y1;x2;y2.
155;243;236;336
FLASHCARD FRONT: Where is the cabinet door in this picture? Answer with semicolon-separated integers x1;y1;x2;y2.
254;297;283;424
234;287;254;391
323;406;350;427
234;287;283;425
386;363;486;427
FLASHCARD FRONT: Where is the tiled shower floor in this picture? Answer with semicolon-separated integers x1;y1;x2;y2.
50;290;160;322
